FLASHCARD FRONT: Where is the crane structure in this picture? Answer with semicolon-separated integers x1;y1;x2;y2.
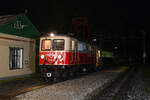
70;17;90;41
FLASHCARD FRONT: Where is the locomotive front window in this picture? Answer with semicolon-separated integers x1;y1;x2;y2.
41;39;51;50
53;39;64;50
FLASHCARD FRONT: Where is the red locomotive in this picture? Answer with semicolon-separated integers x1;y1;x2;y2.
39;33;102;81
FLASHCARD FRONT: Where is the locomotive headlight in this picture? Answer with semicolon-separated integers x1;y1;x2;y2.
50;33;55;37
58;55;62;59
41;55;45;59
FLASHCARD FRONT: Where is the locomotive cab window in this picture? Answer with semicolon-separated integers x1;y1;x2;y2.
41;39;51;50
53;39;64;50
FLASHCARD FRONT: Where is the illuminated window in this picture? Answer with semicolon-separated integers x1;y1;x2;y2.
91;47;95;55
41;39;51;50
71;40;75;50
53;39;64;50
9;47;23;70
98;50;101;57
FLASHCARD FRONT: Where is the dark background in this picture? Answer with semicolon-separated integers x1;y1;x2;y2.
0;0;150;63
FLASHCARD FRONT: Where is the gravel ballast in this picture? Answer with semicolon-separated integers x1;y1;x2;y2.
16;70;124;100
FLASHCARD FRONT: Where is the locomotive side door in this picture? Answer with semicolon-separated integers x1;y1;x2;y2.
70;39;77;64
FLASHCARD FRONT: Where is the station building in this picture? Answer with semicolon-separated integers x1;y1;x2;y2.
0;14;40;80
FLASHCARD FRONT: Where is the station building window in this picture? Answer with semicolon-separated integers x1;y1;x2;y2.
9;47;23;70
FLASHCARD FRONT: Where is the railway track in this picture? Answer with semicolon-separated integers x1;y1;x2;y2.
0;81;51;100
90;65;148;100
0;76;79;100
0;72;89;100
0;66;129;100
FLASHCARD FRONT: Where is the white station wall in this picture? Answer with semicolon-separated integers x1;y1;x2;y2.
0;33;36;78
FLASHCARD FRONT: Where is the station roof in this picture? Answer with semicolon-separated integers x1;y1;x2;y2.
0;14;40;39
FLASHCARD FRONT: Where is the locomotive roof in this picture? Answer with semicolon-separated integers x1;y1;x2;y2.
40;33;73;39
41;33;96;46
41;33;75;37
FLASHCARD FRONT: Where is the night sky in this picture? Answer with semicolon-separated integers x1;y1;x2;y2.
0;0;150;60
0;0;149;33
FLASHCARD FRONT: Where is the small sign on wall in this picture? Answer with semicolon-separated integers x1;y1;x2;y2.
25;60;29;64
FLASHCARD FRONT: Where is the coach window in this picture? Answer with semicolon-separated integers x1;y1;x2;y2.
41;39;51;50
88;45;91;52
91;47;95;55
53;39;64;50
84;44;87;52
88;46;91;54
78;42;84;51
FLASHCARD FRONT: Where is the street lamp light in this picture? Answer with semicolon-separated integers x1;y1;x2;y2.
92;38;96;41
